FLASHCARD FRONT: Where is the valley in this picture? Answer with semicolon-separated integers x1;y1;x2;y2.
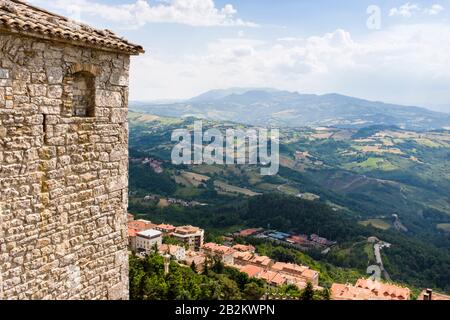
127;106;450;294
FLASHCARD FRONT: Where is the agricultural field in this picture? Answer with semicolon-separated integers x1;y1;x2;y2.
359;219;392;230
127;112;450;293
214;181;261;197
174;171;210;187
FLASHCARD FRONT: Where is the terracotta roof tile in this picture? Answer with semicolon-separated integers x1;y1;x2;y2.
238;228;261;237
0;0;144;55
355;279;410;300
258;270;286;286
272;262;307;273
301;269;319;280
239;265;263;278
128;228;137;237
202;243;235;255
232;244;256;252
331;279;411;300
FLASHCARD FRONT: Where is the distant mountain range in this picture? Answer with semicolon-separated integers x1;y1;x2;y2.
130;88;450;130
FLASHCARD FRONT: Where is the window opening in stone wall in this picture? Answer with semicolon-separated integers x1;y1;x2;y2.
72;71;95;117
42;114;48;144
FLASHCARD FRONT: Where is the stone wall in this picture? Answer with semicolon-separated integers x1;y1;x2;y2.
0;32;130;300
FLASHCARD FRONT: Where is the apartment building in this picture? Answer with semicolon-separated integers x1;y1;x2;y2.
135;230;163;254
128;220;157;251
172;226;205;251
154;224;177;235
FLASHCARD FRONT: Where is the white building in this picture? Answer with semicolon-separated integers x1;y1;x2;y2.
159;244;186;261
136;229;163;254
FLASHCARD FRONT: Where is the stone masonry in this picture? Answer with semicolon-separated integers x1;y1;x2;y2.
0;0;144;299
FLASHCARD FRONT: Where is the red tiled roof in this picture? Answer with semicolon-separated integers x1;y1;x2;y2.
238;228;261;237
202;243;235;255
174;225;203;235
331;279;411;300
232;244;256;252
128;220;156;232
286;235;310;244
258;270;286;286
239;265;263;278
355;279;410;300
301;269;319;280
331;283;375;300
251;255;272;266
0;0;144;55
272;262;307;274
233;251;254;261
128;220;156;239
156;224;176;232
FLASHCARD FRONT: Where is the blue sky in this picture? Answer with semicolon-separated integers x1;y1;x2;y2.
30;0;450;112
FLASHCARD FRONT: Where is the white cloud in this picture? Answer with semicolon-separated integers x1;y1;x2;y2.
390;3;445;18
424;4;445;15
29;0;257;28
130;24;450;107
389;3;421;17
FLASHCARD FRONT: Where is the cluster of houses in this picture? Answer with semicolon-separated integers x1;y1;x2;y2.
127;215;450;300
127;215;320;290
236;228;337;250
166;198;206;207
128;214;204;252
143;194;205;207
202;242;320;289
331;279;450;301
331;279;411;300
141;157;163;174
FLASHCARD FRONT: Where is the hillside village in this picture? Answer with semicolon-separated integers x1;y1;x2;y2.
127;114;450;295
234;228;337;251
127;214;449;300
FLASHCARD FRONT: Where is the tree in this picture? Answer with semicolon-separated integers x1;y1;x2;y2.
152;242;159;253
142;275;169;300
212;257;225;274
243;282;265;300
278;284;301;298
319;287;331;300
203;261;209;276
129;254;145;300
129;252;267;301
190;261;197;272
215;275;242;300
300;282;315;301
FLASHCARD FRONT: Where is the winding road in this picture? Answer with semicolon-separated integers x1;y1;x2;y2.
374;241;391;281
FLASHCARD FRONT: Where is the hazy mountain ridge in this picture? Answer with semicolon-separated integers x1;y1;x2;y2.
131;88;450;130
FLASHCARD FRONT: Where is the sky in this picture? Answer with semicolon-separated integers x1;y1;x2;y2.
29;0;450;112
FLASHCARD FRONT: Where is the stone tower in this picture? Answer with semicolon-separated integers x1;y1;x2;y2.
0;0;144;299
